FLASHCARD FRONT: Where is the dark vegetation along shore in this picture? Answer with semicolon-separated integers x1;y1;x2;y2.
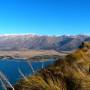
12;42;90;90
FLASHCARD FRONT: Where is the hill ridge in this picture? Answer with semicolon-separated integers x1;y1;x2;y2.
0;35;90;51
14;42;90;90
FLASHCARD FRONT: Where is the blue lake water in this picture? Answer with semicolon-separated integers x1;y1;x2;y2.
0;59;55;90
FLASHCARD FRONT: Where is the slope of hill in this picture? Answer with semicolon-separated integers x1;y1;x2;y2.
0;34;90;51
14;42;90;90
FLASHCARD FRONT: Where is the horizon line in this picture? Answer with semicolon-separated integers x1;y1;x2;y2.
0;33;90;37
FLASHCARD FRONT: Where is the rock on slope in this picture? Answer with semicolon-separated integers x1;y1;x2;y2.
14;42;90;90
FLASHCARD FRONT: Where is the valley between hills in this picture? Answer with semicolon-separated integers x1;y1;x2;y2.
0;34;90;90
0;34;89;60
0;50;69;60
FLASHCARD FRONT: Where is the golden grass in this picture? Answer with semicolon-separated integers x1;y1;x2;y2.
13;42;90;90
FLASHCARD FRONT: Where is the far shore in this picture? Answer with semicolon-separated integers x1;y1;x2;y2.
0;50;70;60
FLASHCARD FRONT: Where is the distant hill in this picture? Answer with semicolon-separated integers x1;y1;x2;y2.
14;42;90;90
0;34;90;51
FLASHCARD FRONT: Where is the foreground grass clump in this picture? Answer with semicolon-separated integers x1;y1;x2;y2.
14;42;90;90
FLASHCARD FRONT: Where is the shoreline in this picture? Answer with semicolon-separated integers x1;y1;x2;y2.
0;50;68;60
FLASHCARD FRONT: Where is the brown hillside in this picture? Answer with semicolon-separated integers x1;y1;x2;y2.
14;42;90;90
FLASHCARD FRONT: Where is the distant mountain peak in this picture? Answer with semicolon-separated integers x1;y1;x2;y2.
0;34;89;51
0;33;36;37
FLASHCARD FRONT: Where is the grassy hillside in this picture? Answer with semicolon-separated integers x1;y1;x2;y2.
14;42;90;90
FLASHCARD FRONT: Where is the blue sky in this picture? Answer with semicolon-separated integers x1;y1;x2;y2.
0;0;90;35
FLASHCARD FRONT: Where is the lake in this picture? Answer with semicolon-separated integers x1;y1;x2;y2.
0;59;56;90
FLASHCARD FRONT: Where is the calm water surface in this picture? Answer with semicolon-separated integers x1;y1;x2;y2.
0;59;56;90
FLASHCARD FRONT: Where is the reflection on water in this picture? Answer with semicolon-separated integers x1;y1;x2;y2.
0;59;56;89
